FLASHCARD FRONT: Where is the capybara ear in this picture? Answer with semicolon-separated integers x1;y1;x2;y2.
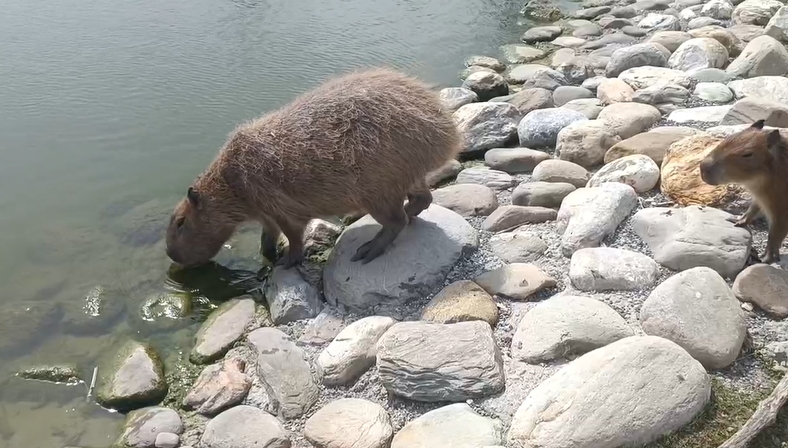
187;187;200;207
768;129;784;157
752;119;766;130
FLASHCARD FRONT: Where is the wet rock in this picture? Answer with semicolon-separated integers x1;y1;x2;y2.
489;229;548;263
619;66;692;89
500;44;546;63
422;280;499;327
137;291;191;331
247;327;319;419
728;76;788;103
62;284;125;335
518;108;588;148
304;219;342;253
647;30;693;52
482;205;557;232
569;247;659;291
512;181;576;208
265;266;321;325
556;119;622;168
604;126;702;165
17;365;81;385
511;295;634;362
659;133;746;207
668;105;732;123
465;55;506;72
453;102;520;156
598;102;662;139
200;405;290;448
426;159;462;187
765;6;788;42
97;340;167;412
668;37;729;72
733;264;788;318
392;403;504;448
507;64;568;90
641;267;747;369
456;167;514;190
597;78;634;104
183;358;250;416
694;82;734;102
324;205;478;311
733;0;782;25
299;306;345;345
507;336;711;447
606;43;669;78
556;183;639;256
590;155;658;194
191;297;256;364
531;159;590;188
439;87;478;113
432;184;499;217
721;97;788;126
305;398;393;448
474;263;557;300
521;25;563;43
632;206;752;277
317;316;396;386
118;407;183;448
553;86;594;106
638;13;681;30
489;87;554;116
377;321;504;401
727;35;788;78
484;147;550;173
462;71;509;102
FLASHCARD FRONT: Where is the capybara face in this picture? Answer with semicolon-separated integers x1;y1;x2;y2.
165;187;234;267
700;120;781;187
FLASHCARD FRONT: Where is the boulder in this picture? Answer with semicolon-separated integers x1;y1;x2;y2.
532;159;590;188
462;71;509;102
183;358;251;416
569;247;659;291
474;263;557;300
518;108;588;148
190;297;257;364
317;316;396;386
694;82;735;102
728;76;788;103
553;86;594;106
720;96;788;126
598;102;662;139
453;103;520;156
668;37;729;72
667;105;732;123
765;6;788;42
439;87;478;113
489;88;554;116
432;184;499;217
619;66;692;89
562;98;604;118
264;267;321;325
118;407;183;448
465;55;506;72
638;13;681;30
726;35;788;78
732;264;788;318
489;229;549;263
647;30;693;52
733;0;783;25
556;120;622;167
392;404;504;448
507;64;569;90
456;167;515;190
605;43;669;77
96;340;167;412
596;78;635;104
512;181;576;208
484;147;550;173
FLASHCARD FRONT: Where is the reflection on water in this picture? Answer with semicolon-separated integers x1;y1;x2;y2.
0;0;527;444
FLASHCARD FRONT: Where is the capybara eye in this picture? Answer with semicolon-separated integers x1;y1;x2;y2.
176;217;185;230
741;153;754;158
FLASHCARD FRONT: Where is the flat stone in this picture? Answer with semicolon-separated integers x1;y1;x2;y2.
465;55;506;72
733;0;783;25
733;264;788;318
460;65;496;80
456;167;514;190
422;280;499;327
482;205;557;232
426;159;462;187
581;33;637;50
562;98;604;118
606;43;669;78
377;321;505;401
690;26;746;58
619;66;692;90
531;159;590;188
604;126;702;165
511;295;634;362
484;147;550;173
453;102;520;155
305;398;394;448
118;407;183;448
183;358;250;416
191;297;256;364
462;71;509;102
97;341;167;412
264;266;321;325
489;88;554;116
721;97;788;126
730;24;767;42
474;263;557;300
391;403;504;448
587;154;660;193
569;247;659;291
632;83;690;108
518;108;588;148
512;181;576;208
489;228;548;263
556;119;622;168
317;316;396;386
507;336;711;447
521;26;563;43
727;35;788;78
200;405;290;448
598;102;663;140
688;17;726;29
299;306;345;345
647;30;693;52
500;44;546;63
439;87;478;113
506;65;568;91
596;78;634;104
324;205;478;311
247;327;319;419
694;82;734;103
553;86;594;106
632;206;752;278
668;105;732;124
551;36;587;47
432;183;499;217
641;267;747;369
728;76;788;104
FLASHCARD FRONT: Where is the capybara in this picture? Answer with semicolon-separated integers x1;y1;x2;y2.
700;119;788;263
166;67;463;268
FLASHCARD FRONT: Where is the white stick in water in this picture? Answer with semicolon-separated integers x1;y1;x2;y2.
86;366;98;401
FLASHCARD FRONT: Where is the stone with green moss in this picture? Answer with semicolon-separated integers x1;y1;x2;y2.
17;365;82;385
96;340;167;412
190;296;257;364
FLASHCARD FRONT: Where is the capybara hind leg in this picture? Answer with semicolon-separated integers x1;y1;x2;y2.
764;218;788;264
404;178;432;220
276;218;307;269
260;220;281;264
351;206;408;264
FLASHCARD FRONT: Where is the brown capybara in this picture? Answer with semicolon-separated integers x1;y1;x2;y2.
165;67;463;268
700;119;788;263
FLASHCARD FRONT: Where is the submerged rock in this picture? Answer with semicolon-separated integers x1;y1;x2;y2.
96;340;167;412
0;301;61;357
17;365;81;385
137;290;192;331
62;284;126;335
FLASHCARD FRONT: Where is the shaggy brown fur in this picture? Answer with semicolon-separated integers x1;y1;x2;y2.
700;120;788;263
166;67;463;268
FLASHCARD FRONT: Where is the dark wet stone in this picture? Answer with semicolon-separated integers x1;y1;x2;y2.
17;365;82;385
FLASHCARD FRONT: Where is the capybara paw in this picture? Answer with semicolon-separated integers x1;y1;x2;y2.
762;252;780;264
351;239;387;264
276;251;304;269
727;215;748;227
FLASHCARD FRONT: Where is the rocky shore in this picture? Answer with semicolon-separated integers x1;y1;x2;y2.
24;0;788;446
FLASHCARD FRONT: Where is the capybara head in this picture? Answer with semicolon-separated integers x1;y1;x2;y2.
165;186;236;267
700;120;786;187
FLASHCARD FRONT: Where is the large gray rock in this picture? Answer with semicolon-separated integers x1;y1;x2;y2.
733;0;783;25
765;6;788;42
456;167;514;191
200;405;290;448
596;78;634;104
484;147;550;173
97;340;167;412
507;336;711;447
518;108;588;148
439;87;478;113
619;66;693;90
512;181;576;208
669;37;729;72
556;183;639;257
632;83;690;109
563;98;604;118
728;76;788;103
118;407;183;448
733;264;788;318
305;399;394;448
247;327;319;419
453;102;520;155
489;228;549;263
317;316;396;386
183;358;250;416
726;35;788;78
392;404;504;448
721;96;788;126
597;102;662;139
489;88;554;116
556;119;622;168
506;64;569;90
377;321;505;401
553;86;594;106
191;297;257;364
474;263;557;300
532;159;590;188
569;247;659;291
324;205;478;311
265;267;321;325
521;26;563;43
631;206;752;278
640;267;747;369
432;183;499;217
462;71;509;102
605;43;669;77
465;55;506;72
587;154;660;193
511;295;634;362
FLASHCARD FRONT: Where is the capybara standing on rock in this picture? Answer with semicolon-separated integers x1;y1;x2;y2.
166;67;463;268
700;120;788;263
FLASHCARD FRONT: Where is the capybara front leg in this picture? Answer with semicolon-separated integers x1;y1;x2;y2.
404;177;432;221
260;219;281;264
728;201;761;227
276;218;307;268
764;217;788;264
351;206;408;264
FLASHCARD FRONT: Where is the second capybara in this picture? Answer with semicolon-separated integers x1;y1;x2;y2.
165;67;463;268
700;119;788;263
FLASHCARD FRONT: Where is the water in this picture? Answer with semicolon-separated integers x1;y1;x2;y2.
0;0;527;445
